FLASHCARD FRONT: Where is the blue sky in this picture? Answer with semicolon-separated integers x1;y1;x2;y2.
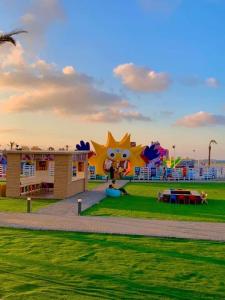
0;0;224;158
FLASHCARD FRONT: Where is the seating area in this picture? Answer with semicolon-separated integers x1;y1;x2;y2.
105;188;121;197
158;189;207;205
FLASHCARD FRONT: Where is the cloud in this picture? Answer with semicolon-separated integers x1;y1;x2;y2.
5;0;65;53
114;63;171;92
1;0;66;55
175;111;225;127
31;59;56;74
205;77;220;88
0;45;150;123
62;66;75;75
0;43;25;69
83;109;151;123
181;76;220;88
21;0;65;38
138;0;182;15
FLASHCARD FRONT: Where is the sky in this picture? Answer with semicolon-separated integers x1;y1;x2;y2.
0;0;224;159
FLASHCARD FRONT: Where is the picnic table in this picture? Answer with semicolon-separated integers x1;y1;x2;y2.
158;189;203;205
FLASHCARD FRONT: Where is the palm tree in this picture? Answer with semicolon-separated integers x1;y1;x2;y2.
8;141;15;150
208;139;217;167
0;30;27;46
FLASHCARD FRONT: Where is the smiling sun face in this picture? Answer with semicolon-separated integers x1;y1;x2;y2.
89;132;145;176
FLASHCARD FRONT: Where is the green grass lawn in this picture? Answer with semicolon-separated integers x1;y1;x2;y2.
88;181;105;190
0;228;224;300
83;182;225;222
0;181;102;212
0;198;59;213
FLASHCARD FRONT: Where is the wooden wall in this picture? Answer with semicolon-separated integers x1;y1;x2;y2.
54;154;87;199
6;153;21;197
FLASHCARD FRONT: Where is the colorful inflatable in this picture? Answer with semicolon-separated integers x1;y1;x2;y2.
143;142;169;167
76;140;94;159
89;132;145;177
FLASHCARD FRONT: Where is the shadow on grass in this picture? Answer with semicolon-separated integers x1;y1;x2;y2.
0;228;225;300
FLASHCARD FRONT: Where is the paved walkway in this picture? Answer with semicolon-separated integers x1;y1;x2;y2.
1;181;225;241
37;180;128;216
0;212;225;241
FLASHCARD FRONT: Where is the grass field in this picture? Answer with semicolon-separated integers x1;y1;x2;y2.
0;181;102;213
87;181;105;190
0;228;224;300
0;198;59;213
83;182;225;222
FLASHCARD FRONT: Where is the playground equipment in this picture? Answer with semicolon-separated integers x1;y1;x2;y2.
89;132;145;177
76;141;95;159
75;132;224;181
105;188;121;197
164;157;182;168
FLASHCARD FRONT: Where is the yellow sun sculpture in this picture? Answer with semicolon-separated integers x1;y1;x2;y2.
89;132;145;177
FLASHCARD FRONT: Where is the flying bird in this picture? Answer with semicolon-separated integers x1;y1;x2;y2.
0;30;27;46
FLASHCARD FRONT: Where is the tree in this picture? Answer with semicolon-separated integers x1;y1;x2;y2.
21;145;30;151
31;146;42;151
8;141;15;150
0;30;27;47
48;147;55;151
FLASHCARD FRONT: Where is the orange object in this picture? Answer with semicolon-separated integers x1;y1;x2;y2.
0;184;6;197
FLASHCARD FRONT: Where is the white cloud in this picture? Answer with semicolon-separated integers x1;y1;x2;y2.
63;66;75;75
205;77;220;88
31;59;56;73
21;0;65;36
83;108;151;123
0;43;25;69
175;111;225;127
16;0;66;52
0;46;150;123
181;76;220;88
114;63;171;92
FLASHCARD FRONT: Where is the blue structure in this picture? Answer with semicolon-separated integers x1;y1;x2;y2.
105;188;121;197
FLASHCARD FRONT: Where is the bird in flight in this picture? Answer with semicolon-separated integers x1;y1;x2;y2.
0;30;27;46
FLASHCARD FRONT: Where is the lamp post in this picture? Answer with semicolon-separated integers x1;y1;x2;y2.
192;149;196;167
208;140;217;167
77;198;82;215
172;145;176;167
27;197;32;213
